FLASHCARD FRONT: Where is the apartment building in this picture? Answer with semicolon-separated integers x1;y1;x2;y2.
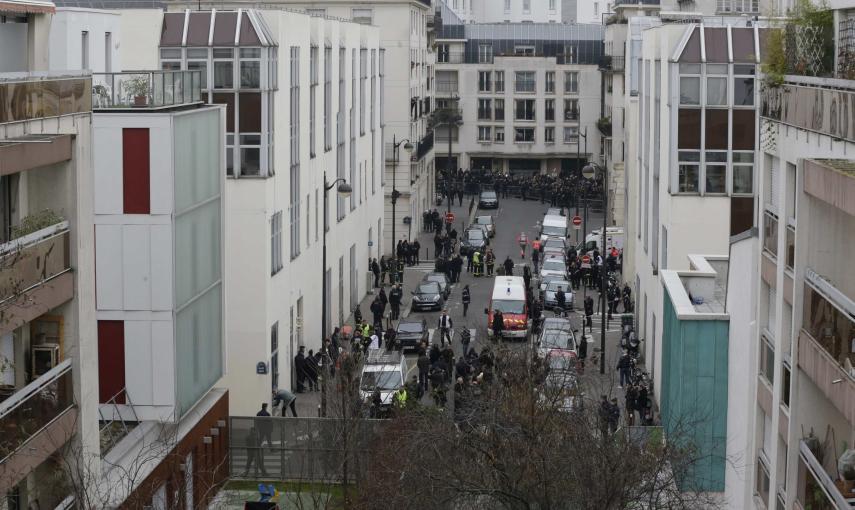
150;8;384;415
434;20;604;176
0;2;100;507
747;5;855;508
445;0;562;23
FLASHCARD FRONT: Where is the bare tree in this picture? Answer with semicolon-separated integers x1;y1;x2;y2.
354;347;722;510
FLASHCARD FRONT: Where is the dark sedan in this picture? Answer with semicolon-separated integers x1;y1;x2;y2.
423;272;451;299
396;320;429;352
459;228;488;256
478;190;499;209
411;281;444;311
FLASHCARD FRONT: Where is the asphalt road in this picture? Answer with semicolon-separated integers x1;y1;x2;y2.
401;195;629;406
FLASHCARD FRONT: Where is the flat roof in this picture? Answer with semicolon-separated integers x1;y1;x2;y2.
492;276;526;300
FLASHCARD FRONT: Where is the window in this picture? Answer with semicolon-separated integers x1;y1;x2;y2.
270;322;279;389
733;152;754;194
515;99;535;121
495;126;505;143
563;45;577;64
478;44;493;63
104;32;112;72
705;151;727;193
214;48;234;89
549;0;556;9
785;225;795;270
324;47;332;151
756;456;771;505
563;126;578;144
563;99;579;121
352;8;373;24
371;50;376;134
290;47;301;258
679;63;700;105
81;31;89;69
478;98;492;120
478;126;492;142
678;151;700;192
478;71;492;92
271;211;283;274
514;46;535;56
544;126;554;143
514;127;535;142
707;77;727;105
763;211;778;257
240;47;261;88
734;64;756;106
360;49;367;135
187;48;208;89
781;362;791;407
515;71;535;93
310;47;318;158
760;335;775;384
437;44;449;63
523;0;531;13
305;8;326;16
564;71;578;94
545;99;555;121
494;99;505;120
495;71;505;92
545;71;555;94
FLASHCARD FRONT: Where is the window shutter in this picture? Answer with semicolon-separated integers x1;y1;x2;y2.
768;158;780;212
767;287;777;334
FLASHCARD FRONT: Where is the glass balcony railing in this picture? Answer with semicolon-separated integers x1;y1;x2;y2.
797;439;855;509
802;284;855;381
0;359;74;463
0;220;70;303
0;74;91;124
91;71;202;110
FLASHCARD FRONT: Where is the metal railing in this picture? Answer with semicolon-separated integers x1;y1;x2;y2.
436;81;459;94
0;359;74;463
437;52;465;65
414;131;434;162
599;55;626;72
229;416;385;481
614;0;660;5
91;70;202;109
98;388;140;456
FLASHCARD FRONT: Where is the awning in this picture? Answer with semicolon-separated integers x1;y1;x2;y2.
0;0;56;14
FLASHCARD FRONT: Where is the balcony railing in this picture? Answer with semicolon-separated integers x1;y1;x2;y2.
91;71;202;110
797;439;855;509
761;79;855;144
614;0;660;5
436;81;459;94
0;221;70;304
414;131;434;162
0;359;74;464
0;74;91;124
437;53;465;65
599;55;626;72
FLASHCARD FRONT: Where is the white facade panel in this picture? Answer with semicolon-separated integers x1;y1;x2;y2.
149;224;173;311
148;125;173;215
121;224;151;310
124;320;153;404
93;126;123;214
150;320;175;406
95;224;124;309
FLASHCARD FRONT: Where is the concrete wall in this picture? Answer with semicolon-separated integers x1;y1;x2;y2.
0;22;29;72
119;9;162;70
49;8;121;73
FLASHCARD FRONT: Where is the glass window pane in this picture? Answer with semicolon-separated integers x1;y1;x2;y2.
187;61;208;89
679;63;701;73
679;165;699;192
213;48;233;59
706;64;728;75
240;61;260;88
680;77;700;105
678;150;701;162
241;147;261;176
240;48;261;58
214;61;234;88
707;77;727;105
734;77;755;106
733;165;753;194
705;165;726;193
187;48;208;59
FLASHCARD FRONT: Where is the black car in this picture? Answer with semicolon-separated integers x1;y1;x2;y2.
411;281;444;311
423;272;451;299
459;228;488;256
478;190;499;209
396;319;429;352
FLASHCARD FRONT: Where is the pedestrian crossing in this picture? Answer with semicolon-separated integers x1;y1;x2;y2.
571;311;624;333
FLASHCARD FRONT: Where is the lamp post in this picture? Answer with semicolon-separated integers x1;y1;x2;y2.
582;162;607;374
574;127;588;245
321;172;352;417
390;134;414;257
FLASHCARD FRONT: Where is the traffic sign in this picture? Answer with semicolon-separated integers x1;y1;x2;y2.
445;212;455;223
580;255;592;268
572;215;583;229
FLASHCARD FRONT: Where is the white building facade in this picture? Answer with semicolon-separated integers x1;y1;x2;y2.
445;0;562;23
434;21;604;176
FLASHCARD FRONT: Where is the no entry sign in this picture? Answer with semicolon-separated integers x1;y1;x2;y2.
445;212;455;223
572;216;583;229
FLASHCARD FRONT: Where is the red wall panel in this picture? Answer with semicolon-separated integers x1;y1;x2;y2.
98;320;126;404
122;128;151;214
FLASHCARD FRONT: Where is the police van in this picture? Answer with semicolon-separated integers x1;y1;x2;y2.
486;276;531;340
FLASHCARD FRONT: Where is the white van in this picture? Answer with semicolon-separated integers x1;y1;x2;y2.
486;276;532;340
540;215;568;241
359;350;407;407
577;227;625;256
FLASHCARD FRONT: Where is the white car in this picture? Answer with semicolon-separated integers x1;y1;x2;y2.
539;256;567;280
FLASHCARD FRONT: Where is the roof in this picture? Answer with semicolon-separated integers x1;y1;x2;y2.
492;276;526;301
0;0;55;13
160;9;276;47
51;0;161;7
673;24;767;64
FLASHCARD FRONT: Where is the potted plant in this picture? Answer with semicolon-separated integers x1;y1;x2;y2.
124;75;150;106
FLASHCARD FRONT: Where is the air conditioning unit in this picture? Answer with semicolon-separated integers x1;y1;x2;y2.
32;344;60;377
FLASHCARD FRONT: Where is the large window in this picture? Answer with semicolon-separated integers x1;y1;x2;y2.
310;46;318;158
271;211;283;274
478;98;492;120
563;126;578;144
495;126;505;143
437;44;449;63
564;71;578;94
240;48;261;88
478;126;492;142
515;99;535;121
515;71;535;93
803;284;855;373
545;71;555;94
495;71;505;93
290;47;301;258
514;127;535;143
734;64;755;106
678;151;700;193
760;335;775;384
705;64;727;106
545;99;555;121
214;48;234;89
763;211;778;257
733;152;754;194
544;126;554;143
705;151;727;193
360;49;367;135
563;99;578;121
479;71;492;92
478;44;493;63
324;47;332;151
495;99;505;121
352;8;373;24
187;48;208;89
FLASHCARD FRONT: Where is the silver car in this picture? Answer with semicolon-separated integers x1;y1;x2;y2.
539;256;567;281
474;215;496;237
543;279;574;311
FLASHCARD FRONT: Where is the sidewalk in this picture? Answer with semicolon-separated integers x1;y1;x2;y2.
294;194;478;417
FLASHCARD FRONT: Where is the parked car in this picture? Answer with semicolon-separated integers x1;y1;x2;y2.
478;190;499;209
423;272;451;299
541;237;567;260
545;207;565;216
534;317;579;360
542;279;574;311
540;360;582;412
460;228;488;256
474;215;496;237
395;319;429;352
539;274;566;294
411;281;444;311
539;255;568;280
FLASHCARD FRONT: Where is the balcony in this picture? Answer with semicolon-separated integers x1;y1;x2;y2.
437;52;465;65
414;131;434;162
0;220;72;336
599;55;625;73
436;80;459;94
797;439;855;509
614;0;660;5
802;159;855;217
0;74;91;124
91;71;202;110
0;359;76;494
761;78;855;144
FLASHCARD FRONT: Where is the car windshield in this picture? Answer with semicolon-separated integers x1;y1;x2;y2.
466;230;484;240
361;370;402;391
542;260;566;272
481;192;497;199
544;239;565;249
426;275;446;284
542;225;565;236
397;322;424;333
417;282;440;294
547;280;571;292
476;216;492;225
542;329;575;351
493;300;525;314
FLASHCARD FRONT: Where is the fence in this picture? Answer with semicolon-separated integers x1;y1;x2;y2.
229;416;385;482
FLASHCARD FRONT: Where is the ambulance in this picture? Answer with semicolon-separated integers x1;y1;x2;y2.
485;276;531;340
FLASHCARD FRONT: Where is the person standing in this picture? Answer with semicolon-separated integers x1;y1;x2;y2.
616;349;632;388
452;253;463;283
305;349;319;391
371;258;381;288
412;240;421;265
379;255;388;286
417;349;430;396
438;311;453;347
389;284;403;320
625;384;638;426
485;249;495;276
243;427;268;477
492;310;504;340
584;295;594;334
256;403;272;448
472;250;482;277
294;346;307;392
532;248;540;273
462;285;471;317
272;387;298;417
523;264;532;290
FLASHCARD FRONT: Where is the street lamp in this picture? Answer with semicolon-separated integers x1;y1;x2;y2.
582;161;608;375
390;135;414;257
321;172;352;417
435;112;463;216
